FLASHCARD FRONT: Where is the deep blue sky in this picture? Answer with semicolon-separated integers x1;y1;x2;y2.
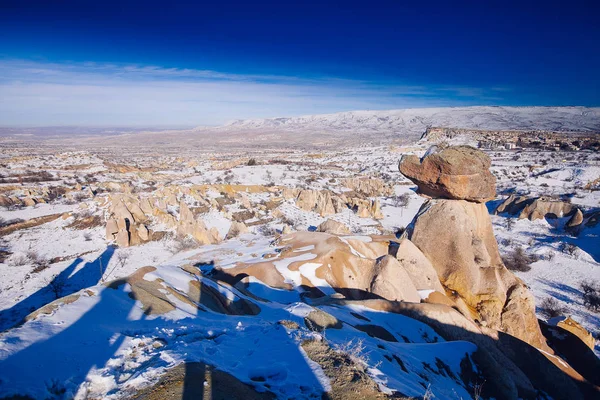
0;0;599;126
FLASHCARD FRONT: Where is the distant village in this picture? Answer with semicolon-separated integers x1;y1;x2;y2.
422;127;600;151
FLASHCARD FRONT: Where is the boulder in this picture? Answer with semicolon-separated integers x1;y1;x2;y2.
317;219;351;235
399;146;496;202
112;200;134;221
137;224;150;241
22;197;36;207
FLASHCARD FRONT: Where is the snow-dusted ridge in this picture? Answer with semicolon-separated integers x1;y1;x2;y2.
207;106;600;137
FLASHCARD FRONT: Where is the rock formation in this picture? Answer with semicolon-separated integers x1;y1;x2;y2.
282;188;384;219
399;146;496;202
400;146;547;349
317;219;351;235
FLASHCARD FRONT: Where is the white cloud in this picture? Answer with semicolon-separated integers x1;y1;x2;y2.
0;59;510;126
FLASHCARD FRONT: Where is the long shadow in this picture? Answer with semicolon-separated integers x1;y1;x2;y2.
0;277;136;399
0;246;115;331
316;292;600;400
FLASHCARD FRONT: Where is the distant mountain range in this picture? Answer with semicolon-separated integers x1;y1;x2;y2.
3;106;599;149
202;106;600;137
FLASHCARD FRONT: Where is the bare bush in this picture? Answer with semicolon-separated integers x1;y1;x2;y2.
394;193;411;208
502;246;535;272
506;217;515;231
9;254;29;267
539;297;568;320
559;242;578;257
333;338;369;366
170;235;200;253
27;251;49;273
247;158;257;166
116;251;130;269
257;224;279;236
580;281;600;313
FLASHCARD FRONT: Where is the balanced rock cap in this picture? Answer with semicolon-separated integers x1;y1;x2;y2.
399;145;496;203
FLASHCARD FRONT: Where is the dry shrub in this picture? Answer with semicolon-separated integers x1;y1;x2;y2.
580;281;600;313
68;215;102;230
170;235;200;253
502;246;535;272
539;297;568;320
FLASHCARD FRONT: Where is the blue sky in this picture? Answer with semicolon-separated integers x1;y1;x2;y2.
1;0;599;126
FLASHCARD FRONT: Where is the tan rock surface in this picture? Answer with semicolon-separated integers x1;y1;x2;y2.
406;199;547;349
399;146;496;202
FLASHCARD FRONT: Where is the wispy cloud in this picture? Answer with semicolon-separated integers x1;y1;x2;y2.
0;59;511;126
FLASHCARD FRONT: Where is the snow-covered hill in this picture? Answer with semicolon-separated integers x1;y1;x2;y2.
212;106;600;138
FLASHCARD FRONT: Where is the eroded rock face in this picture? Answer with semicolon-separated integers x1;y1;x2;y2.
405;198;547;349
519;197;576;221
217;232;421;303
496;194;579;222
399;146;496;202
394;238;444;293
398;146;548;349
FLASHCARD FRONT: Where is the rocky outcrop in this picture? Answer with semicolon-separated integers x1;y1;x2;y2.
340;177;394;197
227;221;248;238
519;197;576;221
496;194;577;221
567;209;584;228
404;199;547;348
555;316;596;350
399;146;496;202
400;146;548;351
317;219;351;235
283;188;383;219
217;232;420;303
494;194;533;215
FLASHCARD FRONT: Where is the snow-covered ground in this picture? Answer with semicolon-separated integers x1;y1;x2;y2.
0;136;598;399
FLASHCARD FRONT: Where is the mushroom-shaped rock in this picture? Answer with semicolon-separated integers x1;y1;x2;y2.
399;146;496;202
